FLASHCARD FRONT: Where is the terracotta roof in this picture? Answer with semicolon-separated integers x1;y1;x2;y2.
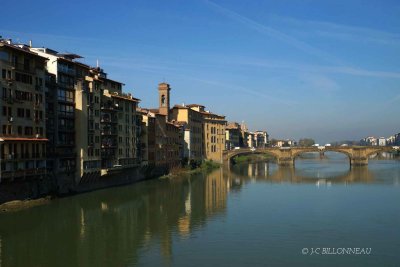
0;137;48;142
200;111;225;119
149;108;159;113
100;76;125;86
111;94;140;102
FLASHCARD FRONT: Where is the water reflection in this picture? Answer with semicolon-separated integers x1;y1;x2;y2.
0;169;230;267
230;162;377;184
0;156;399;267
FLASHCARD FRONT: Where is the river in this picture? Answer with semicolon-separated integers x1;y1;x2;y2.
0;152;399;267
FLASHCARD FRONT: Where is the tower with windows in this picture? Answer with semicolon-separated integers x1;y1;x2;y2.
158;82;171;120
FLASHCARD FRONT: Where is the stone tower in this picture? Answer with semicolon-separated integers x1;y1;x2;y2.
158;82;171;120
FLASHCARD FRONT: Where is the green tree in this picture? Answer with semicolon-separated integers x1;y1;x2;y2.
298;138;315;147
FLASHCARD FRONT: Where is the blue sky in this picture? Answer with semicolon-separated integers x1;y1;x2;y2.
1;0;399;143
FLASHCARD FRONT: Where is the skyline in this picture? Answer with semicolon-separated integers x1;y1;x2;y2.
2;0;399;143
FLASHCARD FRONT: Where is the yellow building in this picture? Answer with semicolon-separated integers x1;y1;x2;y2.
170;104;203;163
187;104;226;163
0;40;48;182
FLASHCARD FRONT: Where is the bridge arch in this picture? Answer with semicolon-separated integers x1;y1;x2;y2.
226;150;280;164
292;149;352;163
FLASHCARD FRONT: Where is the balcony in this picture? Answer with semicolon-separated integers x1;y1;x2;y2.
100;117;118;124
11;62;35;74
101;143;117;148
58;67;75;76
101;130;118;136
100;105;120;112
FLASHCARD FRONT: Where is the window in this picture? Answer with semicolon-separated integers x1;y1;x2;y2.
15;72;32;84
161;95;166;106
15;90;32;101
24;127;33;135
0;51;8;61
17;108;24;117
2;87;7;98
58;89;74;102
26;109;31;118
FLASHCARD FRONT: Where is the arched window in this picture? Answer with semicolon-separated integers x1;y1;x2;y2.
161;95;166;106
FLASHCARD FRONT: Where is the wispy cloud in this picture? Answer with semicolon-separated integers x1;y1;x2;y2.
236;58;400;79
270;15;400;46
204;0;345;65
300;74;340;92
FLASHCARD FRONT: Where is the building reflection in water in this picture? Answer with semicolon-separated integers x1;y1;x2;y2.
1;155;396;267
0;168;231;267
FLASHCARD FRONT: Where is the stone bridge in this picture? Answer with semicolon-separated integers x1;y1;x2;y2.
223;146;398;166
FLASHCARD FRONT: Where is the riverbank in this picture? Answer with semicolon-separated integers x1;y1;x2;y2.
161;160;221;179
0;196;53;212
234;154;275;164
0;161;221;212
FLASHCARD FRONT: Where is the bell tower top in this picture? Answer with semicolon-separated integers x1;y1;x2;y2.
158;82;171;119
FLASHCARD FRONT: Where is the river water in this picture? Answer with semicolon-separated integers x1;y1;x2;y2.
0;152;399;267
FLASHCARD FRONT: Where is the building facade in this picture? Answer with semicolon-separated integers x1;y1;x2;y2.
170;104;203;163
225;122;241;150
187;104;226;163
0;40;48;183
255;131;269;148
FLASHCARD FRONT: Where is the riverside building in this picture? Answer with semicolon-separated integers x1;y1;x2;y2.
0;39;48;183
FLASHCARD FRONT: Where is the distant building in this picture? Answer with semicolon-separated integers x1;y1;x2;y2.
271;139;294;147
247;132;256;148
360;136;377;146
377;137;386;146
255;131;269;148
395;133;400;146
386;136;395;146
225;122;241;150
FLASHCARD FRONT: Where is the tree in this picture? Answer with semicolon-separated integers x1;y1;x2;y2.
298;138;315;147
